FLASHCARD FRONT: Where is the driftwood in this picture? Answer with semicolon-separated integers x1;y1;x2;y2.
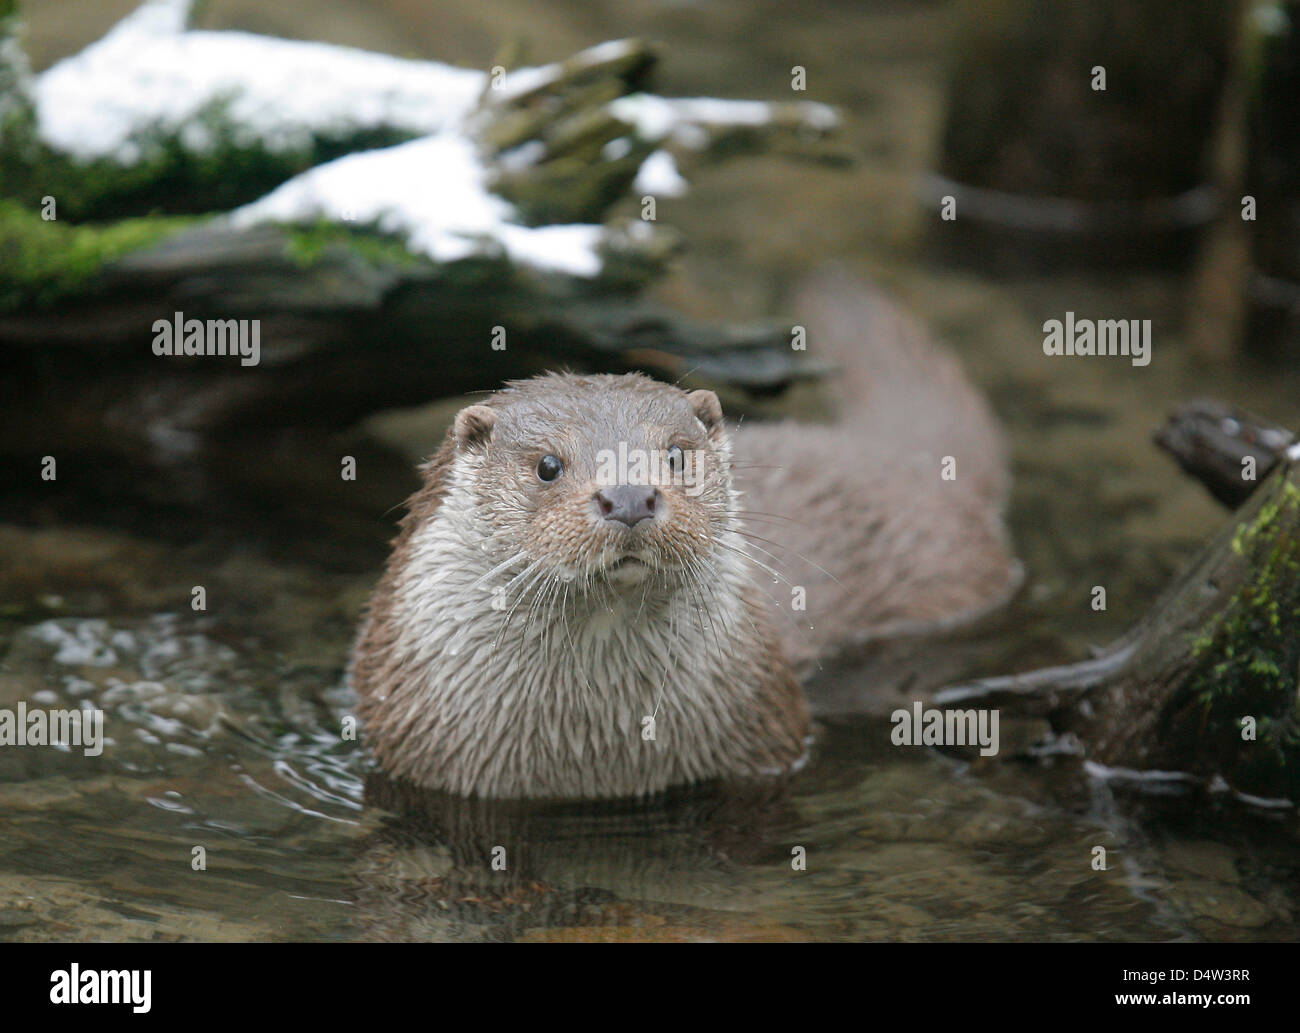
940;413;1300;802
1153;398;1294;508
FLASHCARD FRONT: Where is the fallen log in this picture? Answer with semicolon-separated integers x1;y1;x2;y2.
939;438;1300;802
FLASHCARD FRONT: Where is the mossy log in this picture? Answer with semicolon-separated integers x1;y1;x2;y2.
938;445;1300;801
0;216;825;474
2;1;843;225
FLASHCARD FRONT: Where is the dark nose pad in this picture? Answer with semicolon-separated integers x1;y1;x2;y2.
594;485;659;527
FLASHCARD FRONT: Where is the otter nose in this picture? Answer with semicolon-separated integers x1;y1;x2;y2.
594;485;659;527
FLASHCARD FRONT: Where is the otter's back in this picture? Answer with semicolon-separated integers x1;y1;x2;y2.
733;272;1019;676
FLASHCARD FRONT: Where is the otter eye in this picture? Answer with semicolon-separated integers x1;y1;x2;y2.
667;444;684;473
536;454;563;482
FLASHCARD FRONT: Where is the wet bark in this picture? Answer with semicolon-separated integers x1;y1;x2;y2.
1153;398;1294;507
939;446;1300;800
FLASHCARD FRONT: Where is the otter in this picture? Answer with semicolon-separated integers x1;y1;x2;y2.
350;272;1018;800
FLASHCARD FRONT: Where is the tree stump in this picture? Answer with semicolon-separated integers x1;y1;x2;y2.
1244;0;1300;358
927;0;1241;270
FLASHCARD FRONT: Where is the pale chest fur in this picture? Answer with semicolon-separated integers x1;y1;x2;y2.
363;481;775;799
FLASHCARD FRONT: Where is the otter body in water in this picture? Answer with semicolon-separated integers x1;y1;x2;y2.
350;275;1017;800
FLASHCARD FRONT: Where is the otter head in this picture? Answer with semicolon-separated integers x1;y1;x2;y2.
448;373;734;590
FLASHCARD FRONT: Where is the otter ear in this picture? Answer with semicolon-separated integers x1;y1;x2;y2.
453;404;496;448
686;389;724;438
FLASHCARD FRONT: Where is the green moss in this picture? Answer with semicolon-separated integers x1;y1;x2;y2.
0;0;415;222
0;199;198;312
284;220;429;270
1185;477;1300;795
0;93;417;223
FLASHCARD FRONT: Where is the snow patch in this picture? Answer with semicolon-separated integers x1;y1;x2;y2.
29;2;835;278
633;150;688;197
609;93;839;148
34;2;486;163
231;134;605;276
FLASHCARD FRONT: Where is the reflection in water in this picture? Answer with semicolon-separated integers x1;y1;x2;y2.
354;776;805;942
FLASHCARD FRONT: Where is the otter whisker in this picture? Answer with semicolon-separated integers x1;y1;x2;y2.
649;587;687;722
731;527;844;587
702;537;819;649
710;537;797;590
468;549;530;591
731;507;811;531
497;554;549;596
492;561;552;650
692;552;755;644
521;568;560;644
679;554;729;661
